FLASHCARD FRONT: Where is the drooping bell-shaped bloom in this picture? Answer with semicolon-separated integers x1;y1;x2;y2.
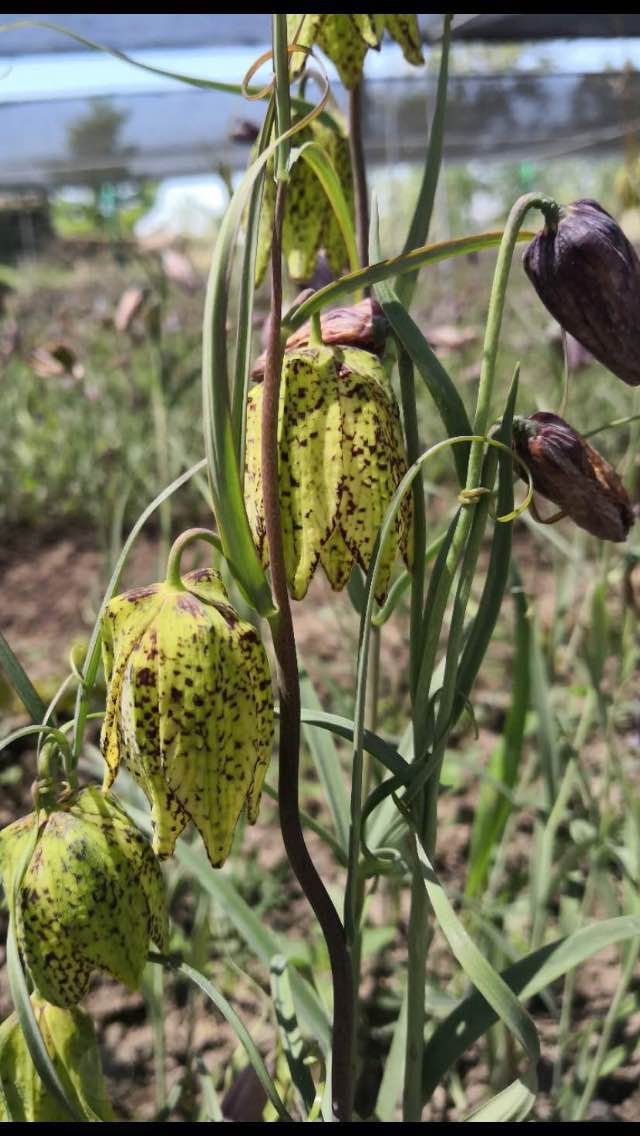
255;114;354;286
0;996;114;1122
524;199;640;387
0;787;168;1009
288;14;424;89
244;344;413;603
101;568;274;868
512;411;634;542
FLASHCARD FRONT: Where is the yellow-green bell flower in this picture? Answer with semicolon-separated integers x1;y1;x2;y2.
101;568;274;868
288;14;424;89
244;344;413;603
0;787;168;1009
255;114;354;286
0;995;114;1121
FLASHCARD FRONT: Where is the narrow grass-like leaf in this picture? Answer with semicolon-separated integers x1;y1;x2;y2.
179;961;291;1121
0;630;48;725
529;612;561;808
270;955;317;1114
375;986;408;1121
298;705;411;785
422;914;640;1101
465;1080;535;1122
396;13;452;307
283;231;534;335
374;280;472;487
414;838;539;1107
172;840;331;1053
293;140;360;274
455;368;519;708
465;568;531;899
298;671;350;853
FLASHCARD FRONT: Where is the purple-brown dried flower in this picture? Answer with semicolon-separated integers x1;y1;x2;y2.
524;199;640;387
512;411;634;542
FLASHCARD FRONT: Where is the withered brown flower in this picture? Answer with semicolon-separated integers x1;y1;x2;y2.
252;299;388;380
512;411;634;542
524;199;640;387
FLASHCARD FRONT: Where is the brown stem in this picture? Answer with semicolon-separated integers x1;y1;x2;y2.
348;80;370;273
261;182;354;1121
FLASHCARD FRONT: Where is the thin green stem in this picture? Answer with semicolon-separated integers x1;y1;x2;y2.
348;80;369;271
164;528;223;589
263;16;353;1120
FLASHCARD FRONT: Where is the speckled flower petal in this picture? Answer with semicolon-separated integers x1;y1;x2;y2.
1;790;165;1008
100;585;164;787
319;526;354;592
254;166;276;288
155;592;273;866
244;383;269;567
284;153;326;283
352;13;383;48
336;351;407;602
118;613;189;859
385;15;424;66
279;348;343;600
315;14;369;89
287;13;324;77
0;996;114;1122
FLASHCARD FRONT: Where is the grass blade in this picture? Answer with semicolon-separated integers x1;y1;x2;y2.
270;955;317;1114
179;961;292;1121
299;670;350;853
0;630;48;726
421;914;640;1102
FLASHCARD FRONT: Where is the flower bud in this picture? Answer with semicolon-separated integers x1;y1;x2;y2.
0;996;114;1121
524;200;640;386
101;569;274;868
512;411;634;542
0;787;168;1009
245;344;413;602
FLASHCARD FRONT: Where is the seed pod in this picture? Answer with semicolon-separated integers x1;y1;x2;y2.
524;199;640;386
244;344;413;602
512;411;634;542
0;996;114;1121
0;787;168;1008
101;569;274;868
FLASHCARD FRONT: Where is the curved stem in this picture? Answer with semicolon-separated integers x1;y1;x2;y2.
263;16;353;1121
165;527;223;589
348;80;369;271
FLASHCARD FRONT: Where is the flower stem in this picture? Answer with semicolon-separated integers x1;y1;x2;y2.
262;15;353;1121
164;527;223;589
348;80;369;271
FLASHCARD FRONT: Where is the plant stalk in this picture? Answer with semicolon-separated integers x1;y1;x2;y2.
262;16;353;1119
348;80;369;271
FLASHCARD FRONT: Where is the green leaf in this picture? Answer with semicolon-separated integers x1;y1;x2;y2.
396;13;452;307
455;367;519;707
465;566;530;899
179;961;291;1121
414;838;539;1110
270;955;317;1114
299;671;350;853
465;1080;535;1123
298;705;411;785
0;630;48;726
375;986;407;1121
283;230;534;335
422;914;640;1102
292;140;359;275
374;279;472;487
